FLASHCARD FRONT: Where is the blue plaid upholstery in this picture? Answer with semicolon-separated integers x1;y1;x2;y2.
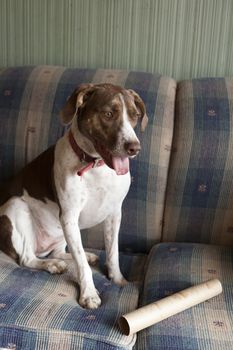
136;243;233;350
0;66;176;253
0;250;147;350
1;68;233;349
163;78;233;246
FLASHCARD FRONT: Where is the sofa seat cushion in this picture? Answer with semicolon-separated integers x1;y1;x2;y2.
136;243;233;350
0;250;147;350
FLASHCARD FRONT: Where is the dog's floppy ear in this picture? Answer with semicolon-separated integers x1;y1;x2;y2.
59;83;95;125
128;89;148;131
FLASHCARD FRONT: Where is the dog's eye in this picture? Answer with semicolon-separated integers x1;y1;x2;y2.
104;111;113;118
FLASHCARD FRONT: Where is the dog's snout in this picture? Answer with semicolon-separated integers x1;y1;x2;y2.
124;141;141;156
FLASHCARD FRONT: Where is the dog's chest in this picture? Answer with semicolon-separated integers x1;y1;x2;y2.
78;167;131;228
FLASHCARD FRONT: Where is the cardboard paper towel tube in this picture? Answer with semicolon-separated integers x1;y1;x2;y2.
119;279;222;335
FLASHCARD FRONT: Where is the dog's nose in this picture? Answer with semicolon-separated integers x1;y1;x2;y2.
124;141;141;156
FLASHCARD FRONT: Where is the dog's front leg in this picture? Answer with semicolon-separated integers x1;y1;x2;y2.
60;211;101;309
104;210;128;286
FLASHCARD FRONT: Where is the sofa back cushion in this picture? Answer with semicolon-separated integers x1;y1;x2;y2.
163;78;233;246
0;66;176;253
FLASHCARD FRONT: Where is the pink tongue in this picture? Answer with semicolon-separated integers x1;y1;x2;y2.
112;157;129;175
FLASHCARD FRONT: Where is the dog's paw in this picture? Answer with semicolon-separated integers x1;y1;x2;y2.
46;260;67;274
108;271;128;287
79;292;101;309
85;252;99;266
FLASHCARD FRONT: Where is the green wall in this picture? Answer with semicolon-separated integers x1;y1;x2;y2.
1;0;233;80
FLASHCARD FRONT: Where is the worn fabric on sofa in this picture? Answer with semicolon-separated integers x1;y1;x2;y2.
0;250;147;350
163;78;233;246
136;243;233;350
0;66;176;253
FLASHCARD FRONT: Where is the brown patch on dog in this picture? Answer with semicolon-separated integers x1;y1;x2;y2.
60;84;148;151
60;83;95;125
0;146;56;207
126;89;148;131
60;84;148;169
77;86;124;152
0;215;19;262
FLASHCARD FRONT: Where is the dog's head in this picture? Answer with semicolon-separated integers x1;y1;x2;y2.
60;83;148;175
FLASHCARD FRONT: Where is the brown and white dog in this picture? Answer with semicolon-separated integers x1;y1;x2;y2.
0;83;148;309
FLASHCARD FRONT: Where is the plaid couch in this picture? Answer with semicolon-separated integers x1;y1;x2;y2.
0;66;232;349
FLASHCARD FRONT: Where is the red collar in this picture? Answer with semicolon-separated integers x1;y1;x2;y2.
68;130;105;176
